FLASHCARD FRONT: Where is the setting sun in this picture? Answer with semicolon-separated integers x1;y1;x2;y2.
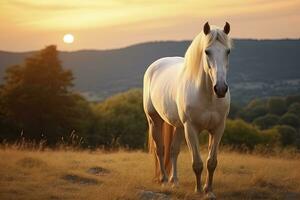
63;34;74;44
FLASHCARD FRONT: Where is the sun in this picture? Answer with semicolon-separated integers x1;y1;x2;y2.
63;34;74;44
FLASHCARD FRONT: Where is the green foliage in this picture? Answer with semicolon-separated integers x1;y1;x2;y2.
228;102;240;119
0;46;91;145
223;120;281;150
260;128;280;146
275;125;298;146
286;95;300;107
279;113;300;128
267;97;287;115
223;119;262;150
87;89;147;149
253;114;280;130
288;103;300;118
237;99;268;122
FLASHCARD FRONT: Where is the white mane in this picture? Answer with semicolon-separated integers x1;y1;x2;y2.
183;26;232;81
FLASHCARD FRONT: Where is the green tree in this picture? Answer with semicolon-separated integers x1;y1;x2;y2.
279;113;300;128
253;114;280;130
286;95;300;107
0;45;86;144
91;89;147;149
267;97;286;115
228;102;240;119
238;99;267;122
260;128;280;146
275;125;298;146
223;119;263;150
288;103;300;118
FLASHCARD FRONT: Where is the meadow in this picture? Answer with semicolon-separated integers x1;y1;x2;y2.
0;147;299;200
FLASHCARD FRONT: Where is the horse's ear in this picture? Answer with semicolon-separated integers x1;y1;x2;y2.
203;22;210;35
224;22;230;35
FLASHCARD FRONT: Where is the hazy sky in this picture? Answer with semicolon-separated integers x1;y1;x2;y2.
1;0;300;51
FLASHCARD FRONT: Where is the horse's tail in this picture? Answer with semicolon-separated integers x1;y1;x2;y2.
148;122;173;181
148;125;160;180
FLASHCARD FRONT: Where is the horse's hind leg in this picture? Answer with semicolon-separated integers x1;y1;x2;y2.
148;113;168;183
169;127;184;186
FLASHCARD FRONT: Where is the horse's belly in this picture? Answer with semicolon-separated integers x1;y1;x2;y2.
150;81;181;126
152;96;181;126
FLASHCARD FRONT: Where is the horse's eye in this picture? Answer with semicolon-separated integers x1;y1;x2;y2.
205;50;211;56
227;49;231;55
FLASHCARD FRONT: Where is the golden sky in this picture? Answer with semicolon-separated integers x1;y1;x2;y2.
1;0;300;51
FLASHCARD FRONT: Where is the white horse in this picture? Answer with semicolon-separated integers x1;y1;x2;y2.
143;22;232;199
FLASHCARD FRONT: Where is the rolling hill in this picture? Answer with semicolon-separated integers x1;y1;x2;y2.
1;39;300;103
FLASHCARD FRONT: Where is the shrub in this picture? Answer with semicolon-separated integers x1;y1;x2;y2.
275;125;298;146
253;114;280;130
279;113;300;128
288;103;300;118
223;119;262;150
267;97;286;115
90;89;147;149
260;128;280;146
228;102;241;119
237;99;268;122
286;95;300;107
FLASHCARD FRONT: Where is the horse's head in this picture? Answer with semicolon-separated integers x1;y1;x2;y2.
202;22;231;98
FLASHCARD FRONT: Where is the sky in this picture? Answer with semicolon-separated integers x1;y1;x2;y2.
1;0;300;52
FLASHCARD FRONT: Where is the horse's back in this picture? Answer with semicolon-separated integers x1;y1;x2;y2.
143;57;184;126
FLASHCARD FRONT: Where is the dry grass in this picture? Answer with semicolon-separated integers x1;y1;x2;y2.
0;148;299;200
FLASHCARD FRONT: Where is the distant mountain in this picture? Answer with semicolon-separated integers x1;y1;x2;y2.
1;39;300;104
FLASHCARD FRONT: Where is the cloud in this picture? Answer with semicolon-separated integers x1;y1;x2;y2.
2;0;115;11
0;0;299;51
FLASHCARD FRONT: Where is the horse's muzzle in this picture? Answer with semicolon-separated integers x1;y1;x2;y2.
214;83;228;98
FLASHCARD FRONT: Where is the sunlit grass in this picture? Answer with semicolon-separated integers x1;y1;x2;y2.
0;148;299;200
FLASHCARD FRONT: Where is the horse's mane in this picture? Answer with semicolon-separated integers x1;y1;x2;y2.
183;26;232;81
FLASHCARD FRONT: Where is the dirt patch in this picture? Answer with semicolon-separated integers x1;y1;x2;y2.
255;179;282;190
61;174;99;185
138;190;170;200
16;157;47;168
221;166;252;175
87;167;110;176
221;186;278;200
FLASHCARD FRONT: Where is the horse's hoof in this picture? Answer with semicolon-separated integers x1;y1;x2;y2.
203;184;209;193
161;181;168;188
194;187;203;194
159;175;168;184
171;181;179;188
169;176;176;182
203;192;216;200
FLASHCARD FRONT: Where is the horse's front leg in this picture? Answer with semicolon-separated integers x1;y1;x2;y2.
203;123;225;199
184;122;203;193
169;127;184;187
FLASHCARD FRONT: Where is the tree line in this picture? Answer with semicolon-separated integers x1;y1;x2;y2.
0;46;299;151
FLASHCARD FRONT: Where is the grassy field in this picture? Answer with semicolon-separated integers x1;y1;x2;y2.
0;148;300;200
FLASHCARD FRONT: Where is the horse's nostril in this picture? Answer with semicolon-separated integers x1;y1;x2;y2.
224;84;228;93
213;85;217;93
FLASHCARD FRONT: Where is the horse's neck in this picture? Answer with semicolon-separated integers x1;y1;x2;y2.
193;61;215;101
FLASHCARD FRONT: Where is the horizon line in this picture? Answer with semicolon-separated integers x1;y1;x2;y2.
1;37;300;53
